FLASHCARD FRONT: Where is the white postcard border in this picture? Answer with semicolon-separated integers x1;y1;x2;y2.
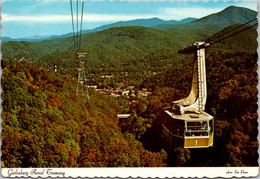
1;167;259;178
1;0;260;178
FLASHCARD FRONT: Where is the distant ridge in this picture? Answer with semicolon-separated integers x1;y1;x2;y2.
153;6;257;31
2;17;197;43
92;17;197;32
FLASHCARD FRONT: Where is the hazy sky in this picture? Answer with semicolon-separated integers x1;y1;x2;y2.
1;0;258;38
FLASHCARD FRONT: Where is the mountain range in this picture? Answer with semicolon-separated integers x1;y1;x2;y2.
91;17;197;32
2;17;197;43
2;6;256;43
1;5;257;66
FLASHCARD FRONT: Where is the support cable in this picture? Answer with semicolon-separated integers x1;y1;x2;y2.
70;0;76;52
209;22;257;45
76;0;79;50
69;0;90;101
206;18;257;44
79;1;85;50
178;18;258;54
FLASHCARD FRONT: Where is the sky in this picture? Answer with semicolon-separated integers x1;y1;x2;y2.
0;0;258;38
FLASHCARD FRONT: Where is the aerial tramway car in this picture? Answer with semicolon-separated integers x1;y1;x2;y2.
161;42;214;148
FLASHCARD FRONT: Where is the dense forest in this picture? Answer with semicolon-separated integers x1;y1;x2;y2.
1;6;258;167
1;60;168;167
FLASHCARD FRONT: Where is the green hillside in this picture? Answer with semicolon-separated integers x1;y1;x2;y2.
2;26;184;63
1;41;50;61
143;21;257;90
154;6;257;33
36;26;203;75
192;6;257;27
1;38;73;61
207;24;257;53
35;22;257;83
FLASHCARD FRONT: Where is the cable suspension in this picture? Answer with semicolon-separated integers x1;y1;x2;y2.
206;18;257;44
178;18;258;54
70;0;85;51
70;0;76;52
79;1;85;50
69;0;89;101
209;22;257;45
76;0;79;50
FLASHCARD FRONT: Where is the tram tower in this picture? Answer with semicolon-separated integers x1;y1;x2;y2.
76;52;90;102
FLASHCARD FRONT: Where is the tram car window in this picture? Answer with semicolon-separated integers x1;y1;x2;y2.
186;121;208;136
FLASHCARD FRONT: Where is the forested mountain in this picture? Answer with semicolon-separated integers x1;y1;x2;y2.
36;26;195;70
1;37;74;61
191;6;257;27
153;6;257;32
206;24;257;53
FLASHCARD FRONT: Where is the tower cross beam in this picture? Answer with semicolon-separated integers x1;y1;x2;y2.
76;52;90;102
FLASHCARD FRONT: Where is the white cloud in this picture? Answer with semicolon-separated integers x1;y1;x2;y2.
159;7;225;20
2;13;159;23
235;1;257;11
2;13;71;22
158;1;257;20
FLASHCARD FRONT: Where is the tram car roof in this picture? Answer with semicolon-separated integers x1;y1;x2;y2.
163;107;213;122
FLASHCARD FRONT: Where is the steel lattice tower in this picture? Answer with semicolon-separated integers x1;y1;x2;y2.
76;52;90;102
